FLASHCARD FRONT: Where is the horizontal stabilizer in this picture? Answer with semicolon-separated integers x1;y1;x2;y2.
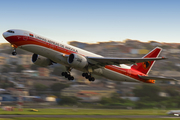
138;75;177;81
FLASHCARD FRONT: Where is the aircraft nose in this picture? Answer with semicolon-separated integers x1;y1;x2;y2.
3;32;6;38
2;32;8;38
3;30;15;38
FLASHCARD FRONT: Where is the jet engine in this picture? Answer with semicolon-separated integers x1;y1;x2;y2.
67;53;88;68
32;54;52;67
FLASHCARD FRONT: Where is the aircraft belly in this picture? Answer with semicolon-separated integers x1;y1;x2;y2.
20;44;69;66
94;68;139;82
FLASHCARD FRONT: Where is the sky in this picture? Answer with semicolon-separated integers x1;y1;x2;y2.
0;0;180;44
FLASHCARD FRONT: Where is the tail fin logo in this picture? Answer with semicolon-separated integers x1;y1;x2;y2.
142;61;151;69
131;47;162;75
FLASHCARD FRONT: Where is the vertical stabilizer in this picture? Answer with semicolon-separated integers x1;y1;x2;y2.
131;47;162;75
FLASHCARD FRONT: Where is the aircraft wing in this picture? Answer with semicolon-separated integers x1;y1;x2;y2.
87;57;166;66
138;75;177;81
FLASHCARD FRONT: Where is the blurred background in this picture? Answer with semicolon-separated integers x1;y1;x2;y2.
1;0;180;111
0;39;180;109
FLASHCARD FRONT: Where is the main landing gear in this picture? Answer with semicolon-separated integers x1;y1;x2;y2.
82;73;95;81
61;72;74;81
61;71;95;82
60;67;95;82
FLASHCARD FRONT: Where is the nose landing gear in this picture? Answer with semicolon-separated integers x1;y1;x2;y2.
12;50;17;56
11;45;17;56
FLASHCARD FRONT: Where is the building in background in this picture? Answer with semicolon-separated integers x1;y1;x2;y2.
38;67;50;77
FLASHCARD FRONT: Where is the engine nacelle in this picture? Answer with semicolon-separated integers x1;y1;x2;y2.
32;54;52;67
67;53;88;68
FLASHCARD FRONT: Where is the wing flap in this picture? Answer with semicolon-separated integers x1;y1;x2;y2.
138;75;177;81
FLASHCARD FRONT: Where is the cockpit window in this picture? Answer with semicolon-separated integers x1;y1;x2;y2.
7;30;15;33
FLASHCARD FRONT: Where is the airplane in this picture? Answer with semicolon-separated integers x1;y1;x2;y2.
2;29;177;83
167;110;180;116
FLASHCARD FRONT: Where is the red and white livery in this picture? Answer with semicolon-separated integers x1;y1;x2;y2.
2;29;176;83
